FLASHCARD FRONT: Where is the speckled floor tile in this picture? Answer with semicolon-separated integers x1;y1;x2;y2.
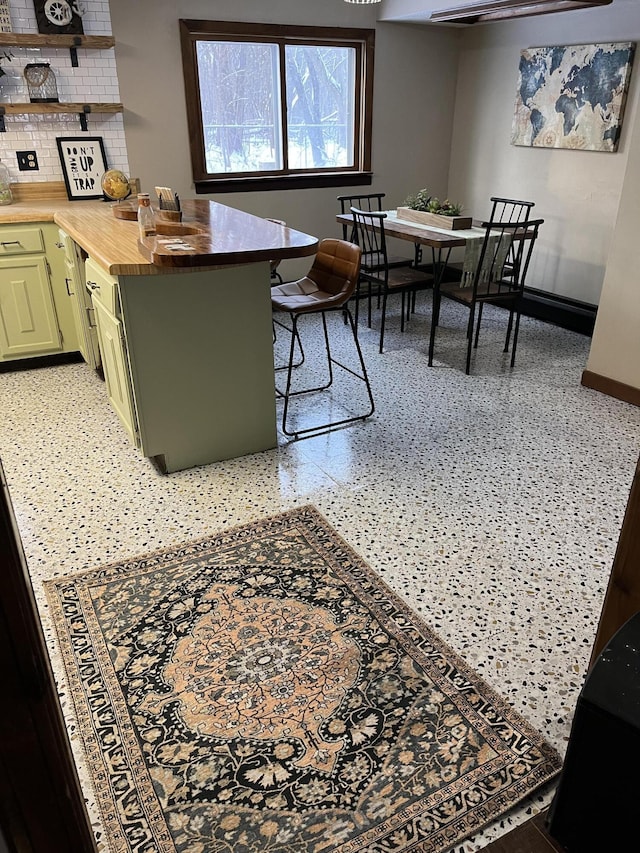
1;293;639;852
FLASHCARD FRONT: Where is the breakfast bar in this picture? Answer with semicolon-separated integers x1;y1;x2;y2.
1;198;318;472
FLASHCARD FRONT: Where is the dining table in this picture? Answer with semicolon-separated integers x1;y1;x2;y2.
336;207;487;331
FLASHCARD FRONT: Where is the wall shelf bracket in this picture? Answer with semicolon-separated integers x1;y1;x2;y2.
79;104;91;131
70;36;82;68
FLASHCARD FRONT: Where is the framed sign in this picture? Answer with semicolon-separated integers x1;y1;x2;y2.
33;0;83;35
56;137;107;200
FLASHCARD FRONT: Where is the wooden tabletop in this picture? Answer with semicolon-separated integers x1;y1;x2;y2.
1;197;318;276
337;210;470;249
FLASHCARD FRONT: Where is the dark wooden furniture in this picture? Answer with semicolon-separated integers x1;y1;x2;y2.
0;461;97;852
589;453;640;667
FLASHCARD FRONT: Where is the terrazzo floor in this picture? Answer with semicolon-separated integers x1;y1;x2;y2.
1;291;639;852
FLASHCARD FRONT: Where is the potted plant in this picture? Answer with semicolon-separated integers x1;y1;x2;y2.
397;188;472;230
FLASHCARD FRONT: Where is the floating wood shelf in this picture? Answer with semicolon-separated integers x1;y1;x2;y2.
0;32;119;130
0;33;115;50
0;102;122;114
0;32;115;68
0;103;123;132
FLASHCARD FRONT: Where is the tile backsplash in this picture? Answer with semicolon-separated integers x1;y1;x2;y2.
1;0;129;185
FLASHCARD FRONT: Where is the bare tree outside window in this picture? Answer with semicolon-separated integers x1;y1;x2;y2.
181;21;374;191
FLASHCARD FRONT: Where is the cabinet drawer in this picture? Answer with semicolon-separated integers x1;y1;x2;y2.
85;257;119;315
0;227;45;256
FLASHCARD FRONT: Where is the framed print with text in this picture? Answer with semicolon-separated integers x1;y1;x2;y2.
56;136;107;200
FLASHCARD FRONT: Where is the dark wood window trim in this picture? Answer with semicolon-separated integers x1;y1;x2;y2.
180;20;375;193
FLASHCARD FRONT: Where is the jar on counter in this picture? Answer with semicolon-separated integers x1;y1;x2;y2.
137;193;156;239
0;159;12;205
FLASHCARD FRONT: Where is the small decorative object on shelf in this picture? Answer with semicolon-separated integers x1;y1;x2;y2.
33;0;84;35
0;0;11;33
24;62;58;102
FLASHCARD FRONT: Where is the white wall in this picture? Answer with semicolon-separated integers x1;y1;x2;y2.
586;96;640;389
108;0;460;278
446;0;640;305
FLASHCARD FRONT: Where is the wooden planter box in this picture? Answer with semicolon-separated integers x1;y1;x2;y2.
396;206;472;230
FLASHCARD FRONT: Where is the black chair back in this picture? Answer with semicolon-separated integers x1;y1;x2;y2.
489;196;534;225
349;207;390;281
467;218;542;298
337;193;388;242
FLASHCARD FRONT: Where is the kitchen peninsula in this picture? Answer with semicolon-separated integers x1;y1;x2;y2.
0;197;318;472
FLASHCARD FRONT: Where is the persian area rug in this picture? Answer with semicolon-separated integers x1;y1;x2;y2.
45;506;562;853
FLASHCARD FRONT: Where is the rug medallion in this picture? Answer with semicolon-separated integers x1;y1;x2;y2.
45;506;562;852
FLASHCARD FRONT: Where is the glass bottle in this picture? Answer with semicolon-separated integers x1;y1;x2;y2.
0;159;13;206
137;193;156;239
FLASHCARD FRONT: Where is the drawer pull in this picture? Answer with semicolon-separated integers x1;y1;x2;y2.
65;277;74;296
86;280;100;292
1;240;22;247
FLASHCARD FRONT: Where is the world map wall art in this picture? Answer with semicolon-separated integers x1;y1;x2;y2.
511;42;635;152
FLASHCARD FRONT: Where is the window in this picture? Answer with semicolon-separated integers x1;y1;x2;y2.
180;21;375;192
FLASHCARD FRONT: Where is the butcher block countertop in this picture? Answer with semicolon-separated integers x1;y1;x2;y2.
0;197;318;276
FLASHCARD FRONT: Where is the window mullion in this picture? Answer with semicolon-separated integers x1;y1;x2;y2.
278;42;289;173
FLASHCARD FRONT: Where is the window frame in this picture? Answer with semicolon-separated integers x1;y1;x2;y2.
179;20;375;193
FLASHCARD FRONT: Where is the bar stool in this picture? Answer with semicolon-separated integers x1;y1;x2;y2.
271;238;375;439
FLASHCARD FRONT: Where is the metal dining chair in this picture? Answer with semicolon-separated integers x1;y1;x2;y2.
337;193;414;269
428;218;543;374
351;207;433;353
489;198;535;281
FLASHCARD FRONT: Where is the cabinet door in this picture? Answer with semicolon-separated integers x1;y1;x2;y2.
92;298;139;447
0;256;61;358
61;237;101;370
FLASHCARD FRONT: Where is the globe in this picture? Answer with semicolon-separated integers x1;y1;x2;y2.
101;169;131;201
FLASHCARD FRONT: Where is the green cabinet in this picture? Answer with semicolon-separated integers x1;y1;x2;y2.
0;254;60;358
58;230;100;369
85;256;277;473
0;223;79;363
86;258;139;447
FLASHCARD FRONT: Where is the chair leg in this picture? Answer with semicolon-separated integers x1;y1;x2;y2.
465;303;476;374
510;309;522;368
279;308;375;438
474;302;484;348
274;314;305;368
428;286;441;366
504;306;515;353
379;289;389;353
400;292;406;333
280;314;300;434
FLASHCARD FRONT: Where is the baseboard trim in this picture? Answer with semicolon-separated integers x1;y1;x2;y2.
0;352;83;373
520;288;596;336
581;370;640;407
